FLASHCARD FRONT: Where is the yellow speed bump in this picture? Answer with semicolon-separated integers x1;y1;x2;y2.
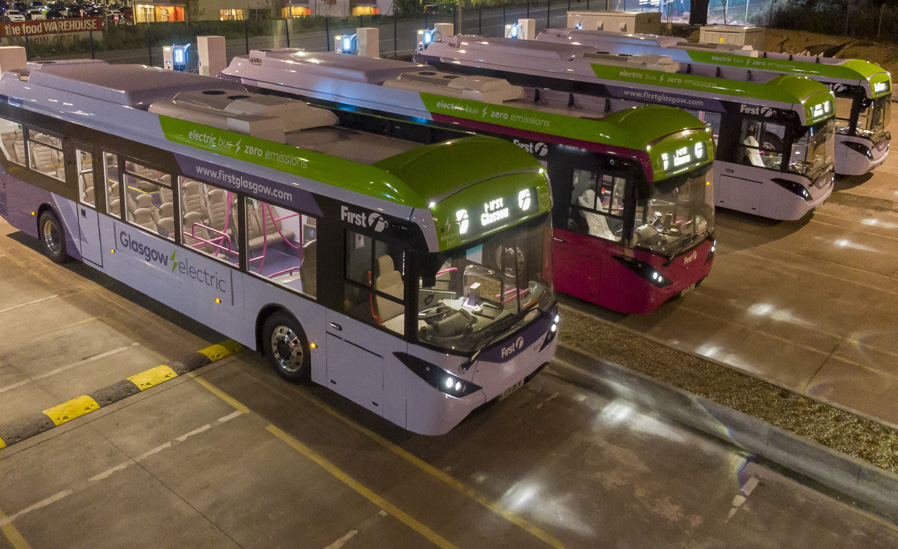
0;437;5;451
43;395;100;426
128;365;178;391
197;341;243;362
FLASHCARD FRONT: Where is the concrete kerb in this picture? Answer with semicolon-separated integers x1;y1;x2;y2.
553;344;898;522
0;340;244;450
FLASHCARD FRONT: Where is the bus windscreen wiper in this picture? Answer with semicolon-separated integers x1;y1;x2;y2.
664;233;702;266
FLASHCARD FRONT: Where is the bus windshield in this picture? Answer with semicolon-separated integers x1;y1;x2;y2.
858;96;891;135
633;164;714;257
789;119;835;180
416;216;553;354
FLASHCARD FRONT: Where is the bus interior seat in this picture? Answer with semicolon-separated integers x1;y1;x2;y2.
82;185;95;205
181;181;207;219
108;198;121;217
31;146;58;176
259;203;296;242
183;211;213;253
158;202;173;220
134;193;155;212
299;239;317;296
156;217;174;239
578;189;617;240
246;202;295;250
13;140;24;165
132;208;156;231
205;189;237;252
374;255;404;322
160;186;173;204
743;135;766;167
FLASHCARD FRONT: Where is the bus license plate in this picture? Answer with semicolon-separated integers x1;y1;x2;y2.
499;379;525;401
680;282;697;296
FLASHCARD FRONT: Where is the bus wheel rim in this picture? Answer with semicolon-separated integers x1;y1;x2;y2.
271;325;303;373
43;219;60;254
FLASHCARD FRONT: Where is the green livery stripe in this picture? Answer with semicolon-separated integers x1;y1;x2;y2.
590;64;834;124
685;51;892;99
158;115;427;208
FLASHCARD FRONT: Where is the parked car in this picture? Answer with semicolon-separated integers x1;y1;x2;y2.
27;7;44;19
5;8;25;20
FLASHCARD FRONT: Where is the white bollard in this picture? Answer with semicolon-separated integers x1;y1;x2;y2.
518;19;536;40
357;27;379;58
434;23;454;40
0;47;26;73
197;36;227;77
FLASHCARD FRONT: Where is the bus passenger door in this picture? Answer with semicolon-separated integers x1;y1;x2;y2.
324;312;385;416
75;146;102;267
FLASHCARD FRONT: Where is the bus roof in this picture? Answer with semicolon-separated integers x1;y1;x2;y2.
538;28;892;99
24;61;246;108
1;62;550;251
418;36;836;125
225;50;714;182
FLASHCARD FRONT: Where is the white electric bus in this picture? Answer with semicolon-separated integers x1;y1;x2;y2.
416;35;837;221
0;61;558;435
537;27;891;176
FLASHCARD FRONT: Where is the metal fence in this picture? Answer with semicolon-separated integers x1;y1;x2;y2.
6;1;599;67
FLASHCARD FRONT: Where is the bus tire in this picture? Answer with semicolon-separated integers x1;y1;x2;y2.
38;210;67;263
262;311;311;383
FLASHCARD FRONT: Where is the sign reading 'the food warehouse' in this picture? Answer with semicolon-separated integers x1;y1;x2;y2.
0;17;104;38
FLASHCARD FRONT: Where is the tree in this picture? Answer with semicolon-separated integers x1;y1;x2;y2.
689;0;711;24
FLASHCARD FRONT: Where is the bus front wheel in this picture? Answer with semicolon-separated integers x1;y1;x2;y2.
38;210;67;263
262;311;311;383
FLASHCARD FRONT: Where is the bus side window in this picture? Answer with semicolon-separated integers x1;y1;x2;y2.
344;231;405;335
124;160;173;240
246;197;317;299
76;149;95;207
0;118;24;165
179;176;239;265
27;131;64;181
104;152;121;218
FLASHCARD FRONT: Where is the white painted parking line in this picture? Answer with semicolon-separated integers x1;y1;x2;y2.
0;344;139;395
0;409;244;528
0;295;60;315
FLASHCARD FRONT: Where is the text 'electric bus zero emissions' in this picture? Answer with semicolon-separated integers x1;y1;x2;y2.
416;35;837;221
538;27;892;176
0;61;559;435
222;49;716;315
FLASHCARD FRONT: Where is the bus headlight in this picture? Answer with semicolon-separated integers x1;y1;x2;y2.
612;255;673;288
771;178;812;201
395;352;482;398
844;141;873;159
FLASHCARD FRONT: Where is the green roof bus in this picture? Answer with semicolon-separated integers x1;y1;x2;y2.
538;27;891;176
0;61;558;435
417;34;837;221
222;49;717;315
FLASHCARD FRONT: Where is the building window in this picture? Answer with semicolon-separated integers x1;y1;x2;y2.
220;9;243;20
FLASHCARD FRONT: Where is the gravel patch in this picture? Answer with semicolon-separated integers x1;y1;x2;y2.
559;309;898;474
